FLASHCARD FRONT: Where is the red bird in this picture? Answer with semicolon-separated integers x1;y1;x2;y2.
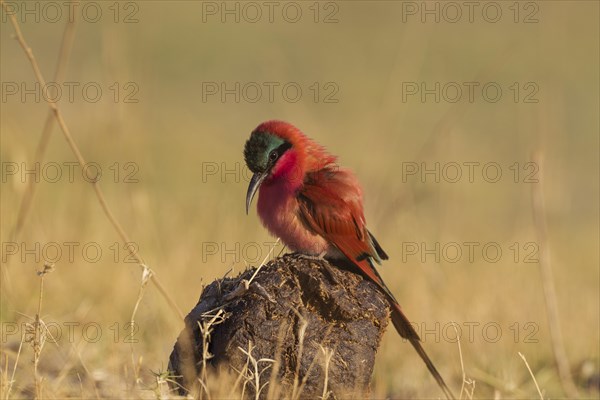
244;120;454;399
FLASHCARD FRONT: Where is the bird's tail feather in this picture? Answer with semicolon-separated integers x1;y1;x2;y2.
389;302;456;400
341;257;455;399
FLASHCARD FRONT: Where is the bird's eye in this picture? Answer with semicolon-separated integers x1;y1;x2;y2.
269;150;278;162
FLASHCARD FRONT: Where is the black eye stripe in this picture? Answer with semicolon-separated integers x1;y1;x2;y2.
275;141;292;156
267;141;292;168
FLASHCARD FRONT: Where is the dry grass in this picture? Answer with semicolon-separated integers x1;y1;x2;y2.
1;1;598;399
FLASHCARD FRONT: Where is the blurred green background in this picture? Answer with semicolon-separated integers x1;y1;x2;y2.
1;1;598;398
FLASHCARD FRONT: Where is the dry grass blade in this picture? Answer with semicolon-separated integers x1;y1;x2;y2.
290;309;308;400
3;329;26;399
237;342;275;400
0;0;184;322
200;310;226;381
247;238;281;284
22;263;55;399
193;308;227;399
518;352;544;400
531;151;579;399
291;309;328;400
318;345;334;400
451;322;474;400
454;322;466;398
127;265;154;389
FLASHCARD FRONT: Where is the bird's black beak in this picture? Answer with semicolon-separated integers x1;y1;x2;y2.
246;172;267;214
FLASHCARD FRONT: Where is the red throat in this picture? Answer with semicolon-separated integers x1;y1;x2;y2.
266;149;304;193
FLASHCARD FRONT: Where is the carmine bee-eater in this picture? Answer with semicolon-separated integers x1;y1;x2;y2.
244;120;454;400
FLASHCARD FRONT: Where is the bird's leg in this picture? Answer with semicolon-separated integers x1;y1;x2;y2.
321;261;341;286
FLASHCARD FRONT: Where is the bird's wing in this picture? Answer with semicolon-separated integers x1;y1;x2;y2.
297;168;380;265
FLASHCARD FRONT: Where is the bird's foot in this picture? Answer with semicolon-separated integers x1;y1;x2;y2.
224;279;250;301
249;282;277;304
297;251;328;261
